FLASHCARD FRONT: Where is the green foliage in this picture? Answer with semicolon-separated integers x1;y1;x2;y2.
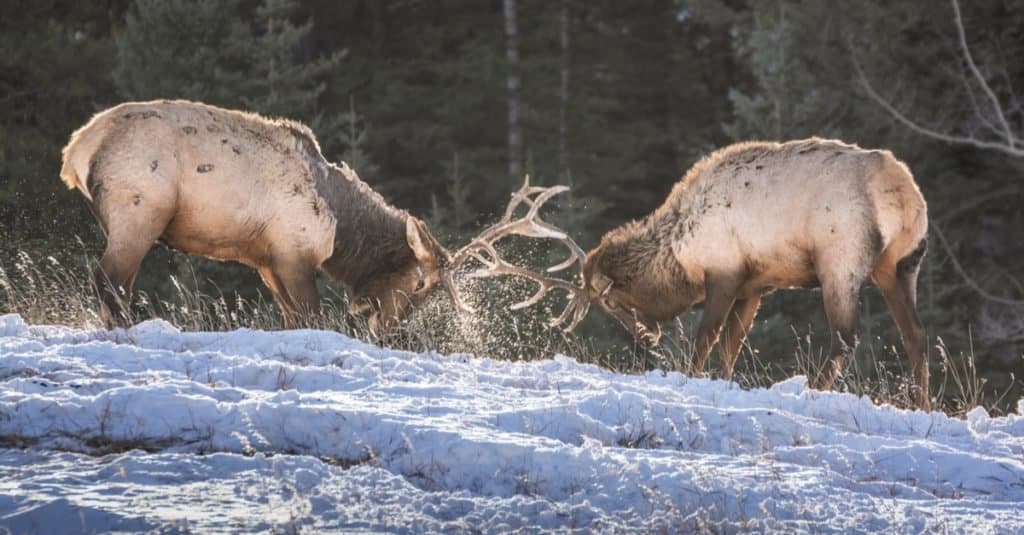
115;0;341;116
337;96;377;179
114;0;241;104
0;2;120;241
112;0;351;300
2;0;1022;410
723;2;835;140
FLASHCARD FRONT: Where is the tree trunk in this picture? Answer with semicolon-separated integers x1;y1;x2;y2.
503;0;522;181
559;0;570;178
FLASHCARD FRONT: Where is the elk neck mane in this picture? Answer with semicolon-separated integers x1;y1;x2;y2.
597;138;863;302
187;99;418;292
312;158;415;291
596;216;683;297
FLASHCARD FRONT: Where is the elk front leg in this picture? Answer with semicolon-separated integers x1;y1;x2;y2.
689;275;740;375
259;263;320;329
259;266;298;329
717;294;762;380
277;265;320;328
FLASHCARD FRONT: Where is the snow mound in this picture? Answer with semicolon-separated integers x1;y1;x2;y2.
1;314;1023;533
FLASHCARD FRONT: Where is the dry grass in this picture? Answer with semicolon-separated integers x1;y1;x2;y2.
0;250;1013;416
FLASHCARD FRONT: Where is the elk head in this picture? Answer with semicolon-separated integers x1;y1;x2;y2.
444;177;592;331
582;245;663;348
349;216;454;336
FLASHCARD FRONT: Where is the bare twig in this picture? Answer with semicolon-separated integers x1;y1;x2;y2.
932;224;1024;306
950;0;1016;150
936;186;1023;225
849;2;1024;159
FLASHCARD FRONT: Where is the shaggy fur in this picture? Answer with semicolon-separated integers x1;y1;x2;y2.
584;137;931;409
61;100;448;334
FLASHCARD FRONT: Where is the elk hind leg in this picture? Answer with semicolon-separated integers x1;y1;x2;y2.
873;238;929;409
95;244;150;328
814;263;872;391
814;285;861;391
812;223;882;390
94;210;171;328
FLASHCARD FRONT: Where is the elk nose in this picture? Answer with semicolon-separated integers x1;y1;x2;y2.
348;300;373;316
367;312;382;337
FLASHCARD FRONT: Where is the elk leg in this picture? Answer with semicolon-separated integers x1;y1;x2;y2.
275;264;320;328
690;276;740;375
717;294;762;380
873;241;930;410
815;276;862;391
93;198;171;328
257;266;298;329
95;243;151;328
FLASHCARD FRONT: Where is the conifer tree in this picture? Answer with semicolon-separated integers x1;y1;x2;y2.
115;0;343;131
112;0;350;302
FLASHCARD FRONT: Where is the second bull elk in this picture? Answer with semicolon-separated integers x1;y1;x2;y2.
60;99;463;334
470;138;931;409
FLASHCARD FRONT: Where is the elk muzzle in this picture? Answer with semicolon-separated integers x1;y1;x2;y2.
603;303;661;348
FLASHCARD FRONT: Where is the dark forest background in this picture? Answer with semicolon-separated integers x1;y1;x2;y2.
1;0;1022;407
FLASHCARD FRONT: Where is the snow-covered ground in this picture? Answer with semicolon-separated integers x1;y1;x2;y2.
1;313;1023;533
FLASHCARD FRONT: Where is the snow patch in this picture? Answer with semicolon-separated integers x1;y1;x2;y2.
1;314;1023;532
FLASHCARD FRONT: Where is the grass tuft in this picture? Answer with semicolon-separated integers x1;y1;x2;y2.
0;250;1015;416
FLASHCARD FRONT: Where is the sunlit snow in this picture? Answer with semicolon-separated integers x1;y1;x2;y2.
1;313;1023;533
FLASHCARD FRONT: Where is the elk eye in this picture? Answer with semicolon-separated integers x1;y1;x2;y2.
601;298;617;310
415;280;425;292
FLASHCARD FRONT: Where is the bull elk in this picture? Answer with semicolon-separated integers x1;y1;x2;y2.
60;99;465;335
467;139;931;409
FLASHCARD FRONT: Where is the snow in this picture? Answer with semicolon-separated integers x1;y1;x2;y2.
1;312;1023;533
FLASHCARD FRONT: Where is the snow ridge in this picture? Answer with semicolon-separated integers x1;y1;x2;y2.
1;314;1023;533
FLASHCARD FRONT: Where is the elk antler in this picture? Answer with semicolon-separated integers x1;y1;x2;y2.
444;176;591;331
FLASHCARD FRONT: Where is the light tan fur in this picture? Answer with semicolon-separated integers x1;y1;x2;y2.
584;138;931;409
61;100;449;334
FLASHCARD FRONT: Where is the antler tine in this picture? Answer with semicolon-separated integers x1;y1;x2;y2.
443;176;593;331
551;288;591;331
465;241;589;329
540;222;586;273
490;176;557;225
451;177;573;268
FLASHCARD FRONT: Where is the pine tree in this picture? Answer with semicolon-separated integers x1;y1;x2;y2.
0;2;121;249
722;1;840;141
114;0;242;104
115;0;343;126
112;0;350;302
337;96;377;180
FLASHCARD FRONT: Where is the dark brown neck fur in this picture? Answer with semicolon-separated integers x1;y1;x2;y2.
598;213;697;321
314;162;414;291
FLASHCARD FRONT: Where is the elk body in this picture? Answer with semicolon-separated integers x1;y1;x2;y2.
60;99;454;334
581;138;930;408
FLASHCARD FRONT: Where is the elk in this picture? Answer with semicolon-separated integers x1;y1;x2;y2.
60;99;463;335
466;139;931;410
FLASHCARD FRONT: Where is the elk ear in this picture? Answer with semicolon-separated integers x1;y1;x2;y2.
406;217;436;264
